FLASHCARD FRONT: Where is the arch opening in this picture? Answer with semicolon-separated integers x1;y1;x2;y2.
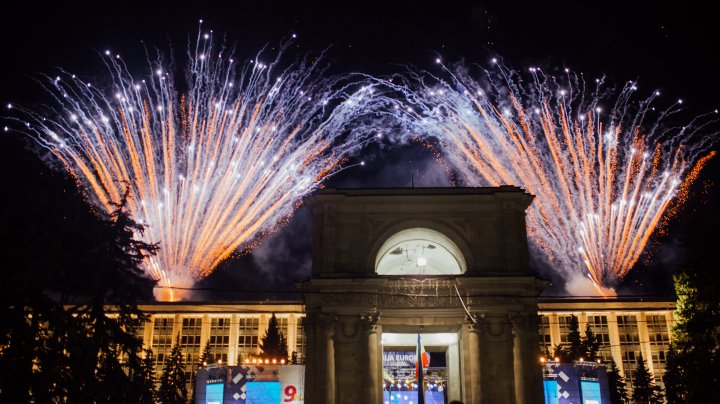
375;228;466;275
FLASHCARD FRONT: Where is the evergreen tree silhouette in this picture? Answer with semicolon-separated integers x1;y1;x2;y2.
200;339;213;366
631;353;662;403
158;334;187;403
260;313;288;361
582;323;601;361
606;358;628;404
662;346;686;403
192;339;213;403
132;348;157;403
0;171;157;402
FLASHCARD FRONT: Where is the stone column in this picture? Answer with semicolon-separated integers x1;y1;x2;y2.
467;315;484;404
607;312;624;376
334;316;364;404
548;313;561;348
362;312;382;403
511;313;543;404
447;333;462;403
637;312;656;376
287;315;297;357
304;314;336;404
480;314;516;403
323;316;336;404
228;315;239;366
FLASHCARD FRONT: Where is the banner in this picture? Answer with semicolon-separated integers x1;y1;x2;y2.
383;351;417;368
195;365;304;404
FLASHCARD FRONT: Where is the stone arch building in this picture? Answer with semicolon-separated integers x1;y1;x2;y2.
298;187;547;404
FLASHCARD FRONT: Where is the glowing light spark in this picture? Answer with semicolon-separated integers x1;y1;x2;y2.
14;33;379;301
377;62;718;295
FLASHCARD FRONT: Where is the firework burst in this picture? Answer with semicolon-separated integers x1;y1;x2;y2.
10;27;379;300
374;60;718;295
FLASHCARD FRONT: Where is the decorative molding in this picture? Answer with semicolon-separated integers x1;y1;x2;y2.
483;315;510;340
360;310;381;333
466;312;486;332
337;316;362;340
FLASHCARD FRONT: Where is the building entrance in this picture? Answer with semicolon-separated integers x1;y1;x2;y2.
381;332;458;404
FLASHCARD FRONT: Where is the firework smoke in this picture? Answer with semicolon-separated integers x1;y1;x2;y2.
10;27;379;301
373;60;718;295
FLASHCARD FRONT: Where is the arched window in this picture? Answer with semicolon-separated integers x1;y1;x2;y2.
375;228;465;275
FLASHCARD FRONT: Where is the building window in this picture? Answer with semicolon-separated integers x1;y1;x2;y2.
180;317;203;384
646;314;670;388
617;315;641;391
558;315;574;343
295;317;306;364
277;316;289;338
538;315;552;354
208;317;231;364
151;317;175;372
133;319;147;340
587;315;611;362
238;317;260;362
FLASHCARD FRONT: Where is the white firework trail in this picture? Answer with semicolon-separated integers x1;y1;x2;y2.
370;60;718;295
9;27;380;301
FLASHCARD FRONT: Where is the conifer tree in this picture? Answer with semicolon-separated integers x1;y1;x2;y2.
662;346;686;404
279;332;289;361
0;179;157;402
631;353;663;403
566;315;584;360
663;182;720;402
192;340;213;403
260;313;288;360
95;344;134;401
158;334;187;403
200;339;213;366
582;323;601;361
551;344;568;362
553;315;583;362
132;348;157;403
606;358;628;404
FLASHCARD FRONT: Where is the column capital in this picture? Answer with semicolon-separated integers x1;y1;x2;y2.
508;312;536;333
306;313;337;333
466;312;486;332
482;313;513;341
360;310;381;333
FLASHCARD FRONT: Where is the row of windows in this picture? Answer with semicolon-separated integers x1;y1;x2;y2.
146;316;302;368
617;315;643;390
152;318;175;368
538;313;671;390
208;317;231;364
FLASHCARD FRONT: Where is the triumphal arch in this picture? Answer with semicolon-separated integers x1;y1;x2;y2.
298;187;546;404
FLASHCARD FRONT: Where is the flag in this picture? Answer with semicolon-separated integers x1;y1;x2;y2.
416;334;430;404
416;334;430;375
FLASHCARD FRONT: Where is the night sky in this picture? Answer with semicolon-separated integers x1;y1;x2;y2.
2;1;719;300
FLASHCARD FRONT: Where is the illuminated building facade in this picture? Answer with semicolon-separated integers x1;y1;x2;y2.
130;188;676;402
135;302;306;391
538;298;674;393
134;298;675;400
